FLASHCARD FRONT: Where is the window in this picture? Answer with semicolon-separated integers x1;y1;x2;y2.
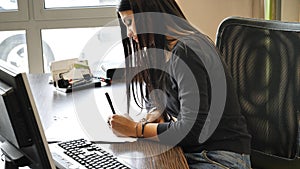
0;0;18;11
44;0;120;9
0;0;28;21
0;30;28;72
41;26;123;73
0;0;122;73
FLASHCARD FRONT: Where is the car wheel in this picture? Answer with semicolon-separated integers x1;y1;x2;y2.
0;34;55;72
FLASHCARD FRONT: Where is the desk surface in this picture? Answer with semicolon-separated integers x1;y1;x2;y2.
27;74;189;169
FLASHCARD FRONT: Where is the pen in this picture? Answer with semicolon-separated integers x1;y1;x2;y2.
105;92;116;114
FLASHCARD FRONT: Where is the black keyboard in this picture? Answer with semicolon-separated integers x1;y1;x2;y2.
49;138;131;169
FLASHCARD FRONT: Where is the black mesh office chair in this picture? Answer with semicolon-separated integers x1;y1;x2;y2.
216;17;300;169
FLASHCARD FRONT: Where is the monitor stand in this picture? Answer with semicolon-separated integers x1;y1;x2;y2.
0;141;30;169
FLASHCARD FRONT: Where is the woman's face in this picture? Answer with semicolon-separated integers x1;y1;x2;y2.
119;10;138;43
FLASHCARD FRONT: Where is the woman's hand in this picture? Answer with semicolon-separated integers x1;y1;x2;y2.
109;114;137;137
145;110;165;123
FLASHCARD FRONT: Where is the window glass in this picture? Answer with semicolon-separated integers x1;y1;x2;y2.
0;0;18;12
0;30;28;72
44;0;120;9
41;26;124;74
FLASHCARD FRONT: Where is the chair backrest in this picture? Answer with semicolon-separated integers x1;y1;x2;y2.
216;16;300;169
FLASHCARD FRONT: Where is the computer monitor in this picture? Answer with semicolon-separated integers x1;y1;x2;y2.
0;60;56;169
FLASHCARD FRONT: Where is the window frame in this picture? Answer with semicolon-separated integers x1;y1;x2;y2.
0;0;119;73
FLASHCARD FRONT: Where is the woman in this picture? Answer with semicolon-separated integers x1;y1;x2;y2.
108;0;252;168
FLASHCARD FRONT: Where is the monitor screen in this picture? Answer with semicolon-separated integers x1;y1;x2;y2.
0;60;56;168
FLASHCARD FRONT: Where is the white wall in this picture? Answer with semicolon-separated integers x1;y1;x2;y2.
281;0;300;22
176;0;264;41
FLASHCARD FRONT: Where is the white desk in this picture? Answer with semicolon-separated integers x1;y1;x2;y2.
26;73;189;169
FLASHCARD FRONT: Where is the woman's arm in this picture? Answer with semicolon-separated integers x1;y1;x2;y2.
109;112;161;141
